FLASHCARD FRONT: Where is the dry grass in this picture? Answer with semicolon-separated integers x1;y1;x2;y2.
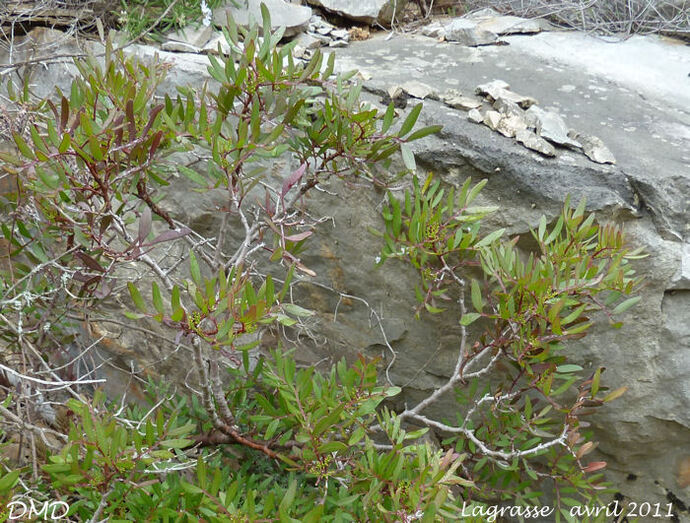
462;0;688;37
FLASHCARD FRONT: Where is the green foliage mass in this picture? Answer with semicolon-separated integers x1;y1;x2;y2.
0;5;644;521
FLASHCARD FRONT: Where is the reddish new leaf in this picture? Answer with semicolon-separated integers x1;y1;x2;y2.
149;130;163;161
144;227;192;246
281;163;306;202
583;461;607;473
142;104;164;137
60;96;69;133
126;99;136;140
75;251;106;273
138;206;152;245
284;231;313;242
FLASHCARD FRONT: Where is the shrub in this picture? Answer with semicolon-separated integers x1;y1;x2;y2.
0;5;643;520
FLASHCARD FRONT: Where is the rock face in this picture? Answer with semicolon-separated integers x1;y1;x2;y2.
443;18;498;46
569;131;616;164
305;0;407;25
214;0;311;37
322;34;690;514
421;11;548;45
3;26;689;515
465;8;547;35
525;105;581;148
515;128;556;156
476;80;536;108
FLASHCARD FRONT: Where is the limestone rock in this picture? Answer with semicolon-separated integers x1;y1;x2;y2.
476;79;510;94
496;115;527;138
421;21;446;39
483;110;502;130
569;131;616;164
328;39;349;48
445;95;483;110
444;18;498;46
669;243;690;290
400;81;438;100
214;0;311;37
420;17;501;45
161;41;203;53
293;32;323;50
526;106;580;148
441;89;482;110
162;25;213;53
305;0;407;25
493;97;525;119
202;33;233;54
515;128;556;156
331;29;350;41
476;80;537;108
469;11;545;35
467;108;484;123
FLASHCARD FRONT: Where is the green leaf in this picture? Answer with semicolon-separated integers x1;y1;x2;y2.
466;179;487;205
13;133;35;159
537;215;547;241
602;386;627;403
612;296;640;315
0;470;20;491
460;312;481;326
475;228;505;248
385;386;401;397
397;103;422;137
348;427;366;445
152;281;164;314
425;303;444;314
400;142;416;171
406;124;442;141
180;481;203;494
564;321;592;335
381;102;395;133
179;165;208;187
127;282;147;313
318;441;348;453
282;303;314;317
170;284;181;311
470;279;483;313
161;438;194;449
591;368;601;397
189;251;202;288
58;133;71;153
556;364;582;374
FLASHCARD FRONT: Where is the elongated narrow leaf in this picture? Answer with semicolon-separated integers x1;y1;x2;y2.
281;162;306;200
612;296;640;315
138;206;152;245
602;386;627;403
470;279;483;313
591;367;602;397
381;102;395;133
152;282;164;314
397;103;422;137
127;282;147;313
475;228;505;248
284;230;313;242
189;251;202;288
460;312;481;326
179;165;207;187
406;124;442;142
13;133;35;160
538;215;547;242
400;142;416;171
